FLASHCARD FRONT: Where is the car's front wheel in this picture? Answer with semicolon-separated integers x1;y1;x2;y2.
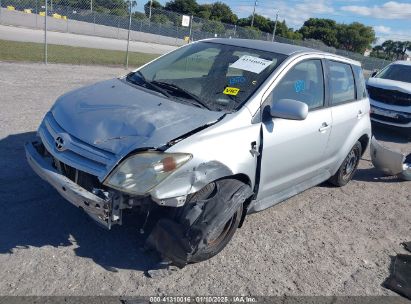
329;141;362;186
146;179;251;267
179;179;245;263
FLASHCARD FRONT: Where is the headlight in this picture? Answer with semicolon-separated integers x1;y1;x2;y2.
104;151;192;194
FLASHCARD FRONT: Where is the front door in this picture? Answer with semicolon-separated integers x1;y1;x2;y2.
257;59;332;202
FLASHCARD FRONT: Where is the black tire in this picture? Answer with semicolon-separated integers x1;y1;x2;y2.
329;141;362;187
179;180;245;263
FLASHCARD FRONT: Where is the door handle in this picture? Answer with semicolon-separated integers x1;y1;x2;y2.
357;110;364;119
319;122;330;133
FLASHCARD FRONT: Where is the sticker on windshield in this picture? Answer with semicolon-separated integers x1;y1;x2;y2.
223;87;240;96
294;80;305;93
228;76;246;86
229;55;273;74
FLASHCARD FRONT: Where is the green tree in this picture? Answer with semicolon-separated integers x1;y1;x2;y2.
371;40;411;60
196;4;212;19
165;0;198;15
382;40;395;60
274;20;302;40
299;18;339;48
239;26;261;39
201;20;225;34
370;45;385;59
152;14;171;24
337;22;375;53
132;11;147;20
209;2;237;24
394;41;411;60
54;0;128;15
144;0;163;17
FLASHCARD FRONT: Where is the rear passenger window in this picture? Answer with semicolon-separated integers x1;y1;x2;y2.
353;65;367;99
272;59;324;110
329;61;356;105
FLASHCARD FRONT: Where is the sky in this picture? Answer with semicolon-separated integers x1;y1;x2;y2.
136;0;411;43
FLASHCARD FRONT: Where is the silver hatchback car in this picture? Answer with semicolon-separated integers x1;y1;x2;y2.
25;39;371;267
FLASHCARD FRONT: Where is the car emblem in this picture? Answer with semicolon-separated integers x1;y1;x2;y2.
55;136;65;151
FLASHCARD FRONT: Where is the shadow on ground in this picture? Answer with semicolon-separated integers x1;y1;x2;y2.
0;132;159;272
372;123;410;144
0;125;408;271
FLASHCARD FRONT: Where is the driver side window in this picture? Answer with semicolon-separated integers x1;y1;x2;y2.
270;59;325;110
155;48;220;80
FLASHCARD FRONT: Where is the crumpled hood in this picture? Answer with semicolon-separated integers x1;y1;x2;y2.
51;78;223;155
367;77;411;94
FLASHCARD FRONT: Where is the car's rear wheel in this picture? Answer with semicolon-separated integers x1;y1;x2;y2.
329;141;362;186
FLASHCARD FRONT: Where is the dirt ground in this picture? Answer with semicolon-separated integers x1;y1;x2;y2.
0;62;410;296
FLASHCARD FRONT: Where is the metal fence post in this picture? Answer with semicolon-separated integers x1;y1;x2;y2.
66;6;69;32
125;1;132;69
44;0;48;64
188;15;193;42
117;19;120;39
0;0;2;25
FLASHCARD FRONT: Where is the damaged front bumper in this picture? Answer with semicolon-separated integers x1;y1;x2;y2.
25;141;122;229
370;136;411;181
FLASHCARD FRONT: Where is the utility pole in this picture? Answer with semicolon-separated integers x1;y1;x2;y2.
44;0;48;64
148;0;152;20
272;11;279;42
251;0;257;27
250;0;257;27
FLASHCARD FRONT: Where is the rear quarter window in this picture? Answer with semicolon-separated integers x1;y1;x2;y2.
352;65;367;99
328;61;356;105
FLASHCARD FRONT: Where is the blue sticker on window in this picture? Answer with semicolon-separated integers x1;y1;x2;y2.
229;76;246;86
294;80;305;93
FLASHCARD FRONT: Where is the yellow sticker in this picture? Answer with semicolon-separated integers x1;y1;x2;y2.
223;87;240;96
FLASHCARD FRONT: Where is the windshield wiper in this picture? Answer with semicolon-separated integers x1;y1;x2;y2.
151;81;211;110
126;72;171;98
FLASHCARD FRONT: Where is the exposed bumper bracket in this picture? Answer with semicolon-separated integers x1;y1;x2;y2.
25;141;120;229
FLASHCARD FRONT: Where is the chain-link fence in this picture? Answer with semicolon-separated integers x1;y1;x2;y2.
0;0;392;70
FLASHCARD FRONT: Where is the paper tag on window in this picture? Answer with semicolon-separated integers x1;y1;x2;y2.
223;87;240;96
229;55;273;74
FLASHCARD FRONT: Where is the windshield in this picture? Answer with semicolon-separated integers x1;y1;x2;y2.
126;42;286;112
376;64;411;84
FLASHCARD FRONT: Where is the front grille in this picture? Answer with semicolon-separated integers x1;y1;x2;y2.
53;157;102;192
39;112;118;181
371;113;411;124
367;85;411;107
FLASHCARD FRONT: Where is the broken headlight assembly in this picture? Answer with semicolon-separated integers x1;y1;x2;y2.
104;152;192;194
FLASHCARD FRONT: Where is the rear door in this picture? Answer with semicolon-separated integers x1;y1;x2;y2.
325;60;367;159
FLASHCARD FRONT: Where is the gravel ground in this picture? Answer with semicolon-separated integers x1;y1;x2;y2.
0;62;410;296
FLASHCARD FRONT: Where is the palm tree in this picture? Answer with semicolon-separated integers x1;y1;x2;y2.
373;45;384;56
382;40;395;60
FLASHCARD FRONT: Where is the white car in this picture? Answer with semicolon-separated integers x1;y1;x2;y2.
25;39;372;267
367;61;411;134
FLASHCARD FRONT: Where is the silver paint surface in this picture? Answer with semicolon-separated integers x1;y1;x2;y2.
370;136;411;181
29;40;371;208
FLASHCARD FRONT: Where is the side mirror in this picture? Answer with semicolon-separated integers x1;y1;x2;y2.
371;70;378;77
270;99;308;120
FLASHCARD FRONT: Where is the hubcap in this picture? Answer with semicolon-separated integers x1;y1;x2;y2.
208;214;236;246
343;149;358;178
